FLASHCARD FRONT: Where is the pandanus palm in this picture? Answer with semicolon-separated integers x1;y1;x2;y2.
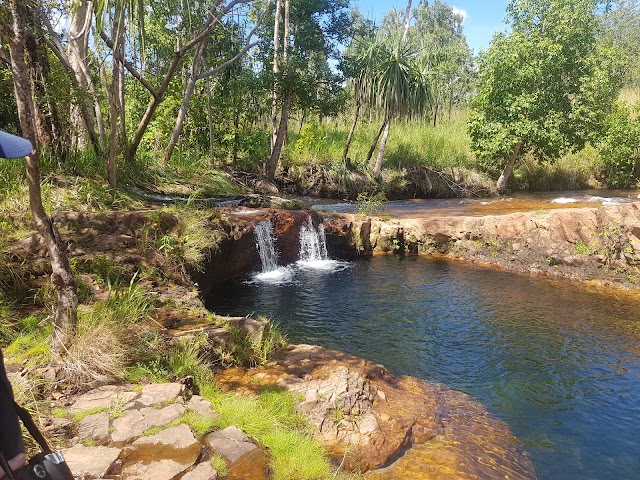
368;34;433;179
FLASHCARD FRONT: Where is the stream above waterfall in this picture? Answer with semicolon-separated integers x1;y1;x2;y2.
206;255;640;480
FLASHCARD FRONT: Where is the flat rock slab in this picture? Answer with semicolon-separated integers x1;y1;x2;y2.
187;395;219;419
206;426;257;464
181;462;218;480
111;403;186;444
62;444;122;478
122;425;201;480
77;412;110;444
137;383;184;406
69;385;138;413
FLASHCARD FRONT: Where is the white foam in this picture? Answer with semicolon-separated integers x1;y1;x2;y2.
588;196;621;206
250;267;294;284
296;259;352;272
551;197;578;204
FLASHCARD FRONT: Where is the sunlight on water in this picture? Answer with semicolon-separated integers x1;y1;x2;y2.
209;256;640;480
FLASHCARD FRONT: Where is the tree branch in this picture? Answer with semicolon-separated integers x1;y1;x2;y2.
99;31;158;98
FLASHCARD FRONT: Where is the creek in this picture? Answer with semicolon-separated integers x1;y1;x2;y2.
206;255;640;480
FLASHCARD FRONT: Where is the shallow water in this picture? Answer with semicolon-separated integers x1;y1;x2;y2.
207;256;640;480
312;189;640;218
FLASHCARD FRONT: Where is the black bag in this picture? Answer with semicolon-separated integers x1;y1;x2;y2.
0;352;73;480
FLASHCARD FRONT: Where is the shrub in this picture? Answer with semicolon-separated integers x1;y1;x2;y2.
599;103;640;187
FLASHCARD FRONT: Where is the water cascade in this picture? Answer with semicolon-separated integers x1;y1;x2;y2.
254;221;279;272
299;220;328;261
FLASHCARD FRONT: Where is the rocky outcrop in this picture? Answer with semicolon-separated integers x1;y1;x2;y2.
325;202;640;287
216;345;537;480
57;382;264;480
196;209;323;294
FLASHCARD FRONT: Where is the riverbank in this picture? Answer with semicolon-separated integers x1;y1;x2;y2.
1;204;538;479
324;201;640;290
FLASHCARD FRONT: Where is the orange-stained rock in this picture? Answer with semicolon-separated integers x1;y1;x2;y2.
215;344;537;479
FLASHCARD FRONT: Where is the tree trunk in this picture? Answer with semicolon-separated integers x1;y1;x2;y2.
270;0;282;153
5;0;77;352
433;91;440;127
164;40;205;166
206;76;215;165
402;0;413;42
496;142;522;194
68;0;92;149
372;116;391;179
266;90;293;179
366;119;386;163
107;7;125;187
342;100;361;168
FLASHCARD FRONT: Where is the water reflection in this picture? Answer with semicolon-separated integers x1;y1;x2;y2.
207;257;640;479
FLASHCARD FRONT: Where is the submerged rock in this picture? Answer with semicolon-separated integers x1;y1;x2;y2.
215;344;538;479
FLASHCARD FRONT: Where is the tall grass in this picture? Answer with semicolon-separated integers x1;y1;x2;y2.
285;114;474;171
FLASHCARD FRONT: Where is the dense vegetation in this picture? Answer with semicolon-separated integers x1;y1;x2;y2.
0;0;639;476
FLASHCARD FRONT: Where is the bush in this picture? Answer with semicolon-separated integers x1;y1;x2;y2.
599;103;640;187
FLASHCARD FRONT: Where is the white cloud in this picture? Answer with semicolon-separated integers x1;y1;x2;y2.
451;6;469;24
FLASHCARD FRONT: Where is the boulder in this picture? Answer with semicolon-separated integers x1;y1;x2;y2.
205;426;258;464
181;462;218;480
111;403;186;444
69;385;138;413
62;444;122;478
77;412;110;445
137;382;185;406
122;424;201;480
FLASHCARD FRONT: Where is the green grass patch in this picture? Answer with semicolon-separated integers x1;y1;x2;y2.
204;387;331;480
4;324;52;369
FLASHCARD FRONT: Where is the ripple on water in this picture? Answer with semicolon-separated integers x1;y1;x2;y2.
208;256;640;480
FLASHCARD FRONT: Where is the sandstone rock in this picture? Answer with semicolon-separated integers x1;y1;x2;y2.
69;385;138;413
206;426;258;463
77;412;110;444
137;382;185;406
111;403;186;444
62;444;122;478
123;425;201;480
182;462;218;480
187;395;219;419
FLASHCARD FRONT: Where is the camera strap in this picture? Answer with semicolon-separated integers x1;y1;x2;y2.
0;451;18;480
0;376;52;454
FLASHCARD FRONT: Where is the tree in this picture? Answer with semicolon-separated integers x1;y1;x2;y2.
604;0;640;87
0;0;78;353
261;0;352;180
468;0;625;194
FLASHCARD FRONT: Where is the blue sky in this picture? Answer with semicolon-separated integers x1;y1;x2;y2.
352;0;510;54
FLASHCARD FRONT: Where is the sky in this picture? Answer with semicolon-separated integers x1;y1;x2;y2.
352;0;510;54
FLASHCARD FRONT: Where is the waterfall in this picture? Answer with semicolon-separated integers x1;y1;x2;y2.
299;221;328;261
254;221;279;272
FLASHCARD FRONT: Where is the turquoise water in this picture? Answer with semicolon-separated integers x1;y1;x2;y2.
207;256;640;479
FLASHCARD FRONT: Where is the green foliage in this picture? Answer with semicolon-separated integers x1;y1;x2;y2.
209;454;229;477
356;191;387;216
4;324;52;369
468;0;625;183
167;334;215;384
598;103;640;187
206;388;331;480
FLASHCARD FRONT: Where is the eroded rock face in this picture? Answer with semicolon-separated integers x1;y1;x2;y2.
215;345;537;479
196;209;318;296
325;203;640;287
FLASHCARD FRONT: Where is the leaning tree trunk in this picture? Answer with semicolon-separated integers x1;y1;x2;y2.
366;119;387;164
342;99;361;168
266;90;293;179
5;0;78;353
496;142;522;195
372;116;391;180
164;40;206;166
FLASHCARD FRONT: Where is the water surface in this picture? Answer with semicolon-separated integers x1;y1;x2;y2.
207;257;640;480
